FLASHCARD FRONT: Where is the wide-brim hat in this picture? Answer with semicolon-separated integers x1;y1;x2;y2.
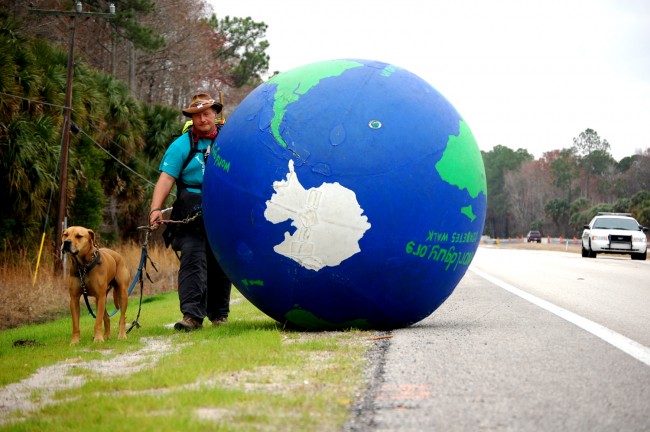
182;93;223;117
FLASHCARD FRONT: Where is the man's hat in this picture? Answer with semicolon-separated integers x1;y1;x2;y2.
182;93;223;117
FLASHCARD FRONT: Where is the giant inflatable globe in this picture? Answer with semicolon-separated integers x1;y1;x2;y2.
202;59;487;330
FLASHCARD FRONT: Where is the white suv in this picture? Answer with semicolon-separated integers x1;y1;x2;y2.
581;213;648;260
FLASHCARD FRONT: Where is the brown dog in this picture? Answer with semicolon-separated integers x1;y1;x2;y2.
61;226;130;345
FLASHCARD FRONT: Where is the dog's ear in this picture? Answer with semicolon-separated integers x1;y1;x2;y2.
87;229;98;248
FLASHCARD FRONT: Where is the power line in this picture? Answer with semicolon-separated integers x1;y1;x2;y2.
0;91;69;109
77;127;157;189
85;122;162;179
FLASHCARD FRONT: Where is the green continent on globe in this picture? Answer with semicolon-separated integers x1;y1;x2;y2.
461;205;477;222
285;308;371;330
266;60;364;148
435;120;487;220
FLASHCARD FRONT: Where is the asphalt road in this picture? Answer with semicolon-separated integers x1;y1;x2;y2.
346;245;650;431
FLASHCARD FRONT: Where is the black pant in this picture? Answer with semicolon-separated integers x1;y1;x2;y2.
175;230;231;322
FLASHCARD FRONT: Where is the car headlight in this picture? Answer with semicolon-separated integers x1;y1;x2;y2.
591;235;608;241
633;235;647;242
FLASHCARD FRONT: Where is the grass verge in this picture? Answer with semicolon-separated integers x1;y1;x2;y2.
0;290;374;431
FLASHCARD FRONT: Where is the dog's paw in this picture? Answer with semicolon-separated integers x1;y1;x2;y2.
70;338;80;346
93;336;105;343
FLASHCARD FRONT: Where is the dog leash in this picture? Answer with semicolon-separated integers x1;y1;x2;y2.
127;226;158;332
126;211;207;328
155;211;202;225
78;250;102;319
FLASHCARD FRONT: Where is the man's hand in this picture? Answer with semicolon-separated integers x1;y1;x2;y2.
149;208;162;231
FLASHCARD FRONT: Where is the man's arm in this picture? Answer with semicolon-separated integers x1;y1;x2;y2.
149;172;176;228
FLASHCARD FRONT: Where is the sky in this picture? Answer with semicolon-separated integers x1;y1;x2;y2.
208;0;650;161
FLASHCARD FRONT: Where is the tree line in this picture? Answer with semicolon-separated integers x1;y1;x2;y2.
0;1;270;258
483;129;650;239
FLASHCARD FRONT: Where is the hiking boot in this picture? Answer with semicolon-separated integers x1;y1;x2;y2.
211;316;228;327
174;316;203;331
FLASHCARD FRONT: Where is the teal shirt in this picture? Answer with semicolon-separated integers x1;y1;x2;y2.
159;132;211;194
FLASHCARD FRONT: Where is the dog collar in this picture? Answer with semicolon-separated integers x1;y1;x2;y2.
84;249;102;272
77;249;102;276
77;249;102;295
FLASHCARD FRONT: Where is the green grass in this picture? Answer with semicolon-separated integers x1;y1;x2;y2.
0;291;373;431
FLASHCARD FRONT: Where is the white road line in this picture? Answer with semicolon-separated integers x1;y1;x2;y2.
470;267;650;367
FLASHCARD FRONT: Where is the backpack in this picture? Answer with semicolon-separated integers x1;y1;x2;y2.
162;123;223;248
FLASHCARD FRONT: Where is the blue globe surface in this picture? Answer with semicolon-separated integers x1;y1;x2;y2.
202;59;487;330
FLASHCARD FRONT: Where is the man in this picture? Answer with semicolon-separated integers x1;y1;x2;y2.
149;93;231;331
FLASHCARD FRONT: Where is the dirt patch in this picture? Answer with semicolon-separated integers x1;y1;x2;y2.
0;337;180;425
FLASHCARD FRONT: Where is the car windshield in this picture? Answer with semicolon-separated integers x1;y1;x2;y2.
593;217;640;231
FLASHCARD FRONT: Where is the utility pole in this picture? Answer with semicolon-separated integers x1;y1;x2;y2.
30;2;115;273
